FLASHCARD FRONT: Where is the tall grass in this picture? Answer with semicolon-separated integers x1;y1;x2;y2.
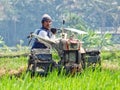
0;56;27;70
0;51;120;90
0;68;120;90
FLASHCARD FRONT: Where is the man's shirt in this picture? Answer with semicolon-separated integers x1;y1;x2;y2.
32;27;55;49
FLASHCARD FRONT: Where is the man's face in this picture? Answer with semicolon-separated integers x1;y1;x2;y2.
42;20;52;30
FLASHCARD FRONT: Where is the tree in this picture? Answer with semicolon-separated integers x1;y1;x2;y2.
0;0;120;46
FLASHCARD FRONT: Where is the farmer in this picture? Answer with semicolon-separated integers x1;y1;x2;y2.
31;14;56;49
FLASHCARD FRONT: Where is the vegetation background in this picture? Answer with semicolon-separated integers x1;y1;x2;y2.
0;0;120;46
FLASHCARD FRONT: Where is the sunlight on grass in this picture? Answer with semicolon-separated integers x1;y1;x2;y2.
0;51;120;90
0;69;120;90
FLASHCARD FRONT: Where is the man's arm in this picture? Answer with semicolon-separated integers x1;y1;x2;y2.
38;30;50;39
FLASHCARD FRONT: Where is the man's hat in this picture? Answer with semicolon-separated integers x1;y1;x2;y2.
41;14;52;23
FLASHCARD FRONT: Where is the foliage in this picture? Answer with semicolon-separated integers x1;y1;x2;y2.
101;51;120;61
0;36;11;52
0;38;29;53
0;0;120;46
81;29;113;50
63;12;88;31
0;56;27;70
16;40;24;50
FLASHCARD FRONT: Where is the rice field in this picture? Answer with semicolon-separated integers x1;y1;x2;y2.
0;68;120;90
0;51;120;90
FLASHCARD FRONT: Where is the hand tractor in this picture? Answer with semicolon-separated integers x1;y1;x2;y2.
27;27;101;76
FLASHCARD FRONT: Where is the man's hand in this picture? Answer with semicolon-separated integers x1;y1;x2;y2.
51;28;57;34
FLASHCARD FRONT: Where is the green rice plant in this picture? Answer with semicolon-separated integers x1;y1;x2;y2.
82;30;112;50
101;51;120;61
0;68;120;90
0;56;27;70
0;50;120;90
52;50;60;62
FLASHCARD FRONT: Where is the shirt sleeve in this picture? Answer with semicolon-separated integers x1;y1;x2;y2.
50;34;56;39
38;30;50;39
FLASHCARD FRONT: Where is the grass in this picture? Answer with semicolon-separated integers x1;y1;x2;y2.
0;68;120;90
0;56;27;70
101;51;120;61
0;50;120;90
